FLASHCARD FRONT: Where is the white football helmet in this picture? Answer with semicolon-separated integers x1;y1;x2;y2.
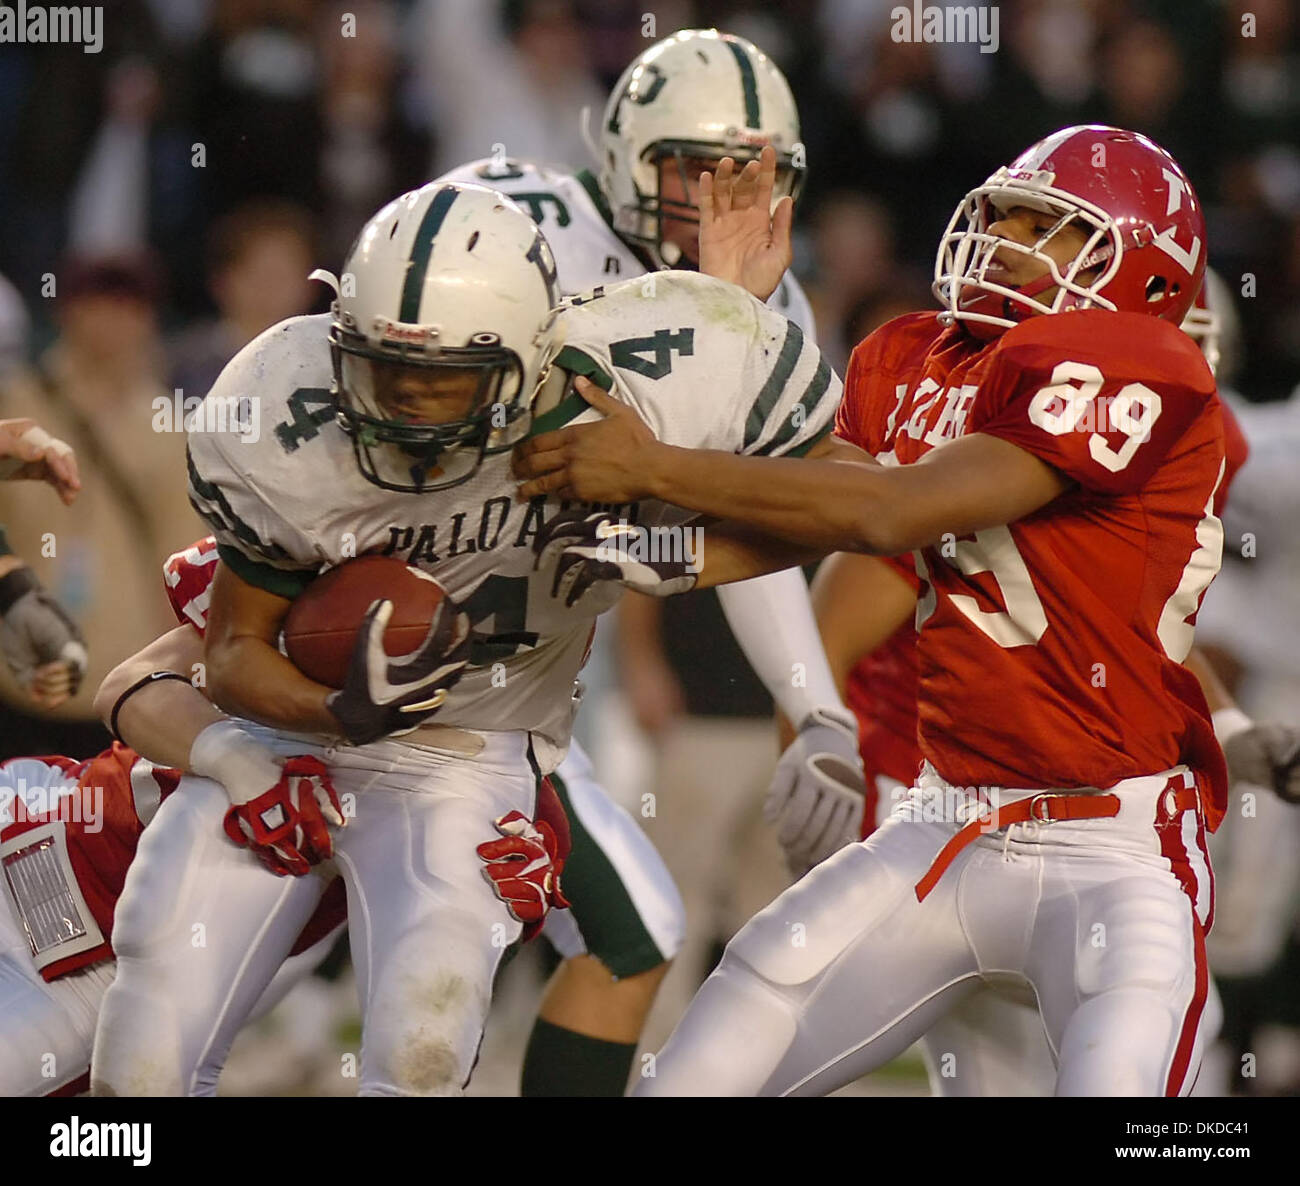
595;28;804;267
1181;268;1239;381
315;182;560;493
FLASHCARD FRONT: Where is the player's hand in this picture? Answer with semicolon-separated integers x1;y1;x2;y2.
223;756;344;877
0;565;88;706
698;146;794;303
0;418;81;504
326;595;472;746
190;719;345;875
765;705;866;879
534;510;698;611
1222;720;1300;805
477;809;572;940
513;378;662;502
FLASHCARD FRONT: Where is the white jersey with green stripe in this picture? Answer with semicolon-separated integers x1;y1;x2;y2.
436;157;816;340
186;274;837;764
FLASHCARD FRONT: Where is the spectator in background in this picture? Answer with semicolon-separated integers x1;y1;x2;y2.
0;417;86;714
1212;0;1300;400
0;257;200;758
168;200;317;399
316;0;432;266
0;273;31;379
188;0;323;219
800;191;906;373
415;0;606;175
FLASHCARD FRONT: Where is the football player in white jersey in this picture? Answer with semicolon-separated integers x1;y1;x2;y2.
90;180;842;1097
437;29;865;1088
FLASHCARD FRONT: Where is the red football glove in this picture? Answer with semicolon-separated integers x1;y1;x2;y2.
477;807;572;940
223;755;344;877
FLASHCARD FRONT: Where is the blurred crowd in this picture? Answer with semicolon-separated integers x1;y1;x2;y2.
0;0;1298;1094
1;0;1298;393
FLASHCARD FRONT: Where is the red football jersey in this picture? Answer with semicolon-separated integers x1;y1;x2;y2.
1;744;180;980
0;537;346;984
836;309;1230;830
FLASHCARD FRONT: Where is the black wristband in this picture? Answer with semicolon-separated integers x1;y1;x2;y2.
110;670;193;744
0;565;38;615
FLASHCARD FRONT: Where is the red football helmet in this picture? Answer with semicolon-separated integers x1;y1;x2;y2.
934;125;1206;336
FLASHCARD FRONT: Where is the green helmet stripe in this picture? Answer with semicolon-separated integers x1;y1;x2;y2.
400;186;460;323
725;38;761;128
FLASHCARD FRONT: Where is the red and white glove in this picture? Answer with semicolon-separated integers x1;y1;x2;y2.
477;795;571;940
190;720;344;876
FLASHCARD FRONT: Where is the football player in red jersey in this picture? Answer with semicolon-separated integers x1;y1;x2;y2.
517;126;1234;1095
779;284;1268;1096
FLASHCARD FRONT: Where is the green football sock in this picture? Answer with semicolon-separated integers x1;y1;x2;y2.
521;1018;637;1097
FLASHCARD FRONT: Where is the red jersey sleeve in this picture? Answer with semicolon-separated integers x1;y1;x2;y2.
974;311;1218;495
162;535;220;636
1216;398;1249;515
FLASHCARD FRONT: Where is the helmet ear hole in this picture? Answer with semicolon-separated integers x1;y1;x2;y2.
1145;275;1168;303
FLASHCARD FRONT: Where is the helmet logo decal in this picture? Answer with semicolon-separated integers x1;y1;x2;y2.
1152;165;1202;275
525;233;559;305
723;38;761;127
1153;225;1201;275
1162;168;1188;216
371;317;440;345
399;186;459;323
607;64;667;134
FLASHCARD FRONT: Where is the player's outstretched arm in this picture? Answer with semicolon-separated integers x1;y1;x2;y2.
517;378;1069;561
205;560;340;734
94;624;220;769
96;618;345;874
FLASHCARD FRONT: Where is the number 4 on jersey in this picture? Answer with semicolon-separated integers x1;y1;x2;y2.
610;329;695;380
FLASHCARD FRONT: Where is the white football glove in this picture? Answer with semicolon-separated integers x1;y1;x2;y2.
765;705;866;879
1221;720;1300;805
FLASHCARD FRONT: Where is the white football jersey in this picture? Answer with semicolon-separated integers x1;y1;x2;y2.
187;272;837;764
437;157;817;340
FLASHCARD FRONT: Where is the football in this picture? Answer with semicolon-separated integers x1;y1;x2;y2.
282;555;447;688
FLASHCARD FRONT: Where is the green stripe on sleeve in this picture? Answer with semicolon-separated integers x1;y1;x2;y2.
725;37;761;127
217;543;316;601
744;319;804;448
527;346;615;436
399;186;460;323
761;355;834;455
785;421;833;458
553;345;614;390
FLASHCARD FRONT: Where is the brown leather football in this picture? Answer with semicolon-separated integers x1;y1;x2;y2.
282;555;446;688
